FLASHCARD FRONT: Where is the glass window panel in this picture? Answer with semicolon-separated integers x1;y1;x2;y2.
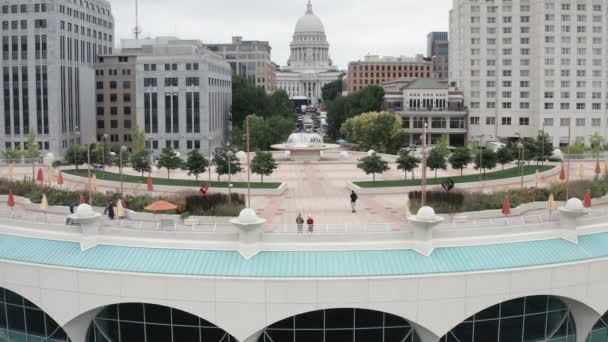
119;303;144;322
201;327;227;341
356;328;383;342
295;311;324;329
385;327;411;342
589;328;608;342
8;330;28;342
326;329;354;342
5;291;23;305
0;289;4;303
23;298;37;309
473;319;498;342
98;305;118;320
144;304;170;324
547;311;568;337
266;330;293;342
549;297;566;311
269;317;293;329
524;313;547;341
172;308;199;326
172;326;199;342
25;308;45;337
355;309;383;328
0;302;6;328
475;304;500;320
119;322;145;341
526;296;548;314
296;330;323;341
6;305;25;332
46;318;67;339
384;313;410;327
499;316;523;341
501;298;525;317
451;322;473;342
94;320;119;341
325;309;354;329
146;323;172;342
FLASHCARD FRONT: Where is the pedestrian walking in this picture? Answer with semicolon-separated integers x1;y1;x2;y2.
296;213;305;233
104;201;115;220
68;202;75;214
350;190;359;213
306;215;314;233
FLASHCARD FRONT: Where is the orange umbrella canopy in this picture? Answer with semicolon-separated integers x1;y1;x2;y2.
584;190;592;208
147;176;154;192
36;167;44;182
144;200;177;212
57;171;64;185
559;165;567;181
502;196;511;216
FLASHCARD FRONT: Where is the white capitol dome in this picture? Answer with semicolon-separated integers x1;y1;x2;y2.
294;1;325;33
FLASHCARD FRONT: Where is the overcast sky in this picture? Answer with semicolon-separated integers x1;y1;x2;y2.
110;0;452;69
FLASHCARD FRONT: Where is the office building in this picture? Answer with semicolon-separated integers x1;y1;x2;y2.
207;36;276;93
449;0;608;146
105;37;232;157
95;53;136;151
0;0;114;158
276;1;341;106
347;55;434;93
427;31;449;80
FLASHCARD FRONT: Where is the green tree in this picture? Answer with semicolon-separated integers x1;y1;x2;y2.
3;147;22;161
340;111;404;154
535;132;553;165
427;148;448;179
64;145;87;170
589;132;604;158
449;147;472;176
496;146;515;170
131;128;146;153
267;90;293;117
251;151;278;183
157;147;183;179
23;130;40;181
567;137;587;155
183;149;208;182
322;79;343;104
396;148;420;180
326;86;385;140
213;151;242;181
130;150;151;177
231;76;294;129
247;114;295;151
357;153;390;182
474;149;498;174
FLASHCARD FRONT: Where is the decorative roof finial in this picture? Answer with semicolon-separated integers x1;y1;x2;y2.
306;0;313;14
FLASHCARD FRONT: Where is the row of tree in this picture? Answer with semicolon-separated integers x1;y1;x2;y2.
340;111;406;154
356;134;555;182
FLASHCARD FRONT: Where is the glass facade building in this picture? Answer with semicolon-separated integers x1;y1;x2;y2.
86;303;236;342
258;308;421;342
0;287;70;341
440;296;576;342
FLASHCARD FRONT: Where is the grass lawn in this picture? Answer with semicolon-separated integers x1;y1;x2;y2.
64;169;282;189
355;165;555;188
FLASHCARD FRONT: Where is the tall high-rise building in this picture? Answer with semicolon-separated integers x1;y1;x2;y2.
98;37;232;158
276;1;341;106
427;31;449;80
0;0;114;158
450;0;608;146
206;36;276;93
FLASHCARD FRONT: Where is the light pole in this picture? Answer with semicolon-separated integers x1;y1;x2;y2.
226;150;234;206
102;133;109;167
86;143;92;204
208;136;214;184
74;130;80;170
119;146;127;197
477;134;485;181
517;142;524;189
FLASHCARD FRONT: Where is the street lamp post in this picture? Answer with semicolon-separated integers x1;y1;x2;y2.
119;146;127;197
517;142;525;189
208;136;214;184
226;150;234;206
74;130;80;169
102;133;109;167
478;134;485;181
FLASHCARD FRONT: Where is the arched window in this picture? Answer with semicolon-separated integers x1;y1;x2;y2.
0;287;70;341
440;296;576;342
86;303;236;342
588;311;608;341
258;308;420;342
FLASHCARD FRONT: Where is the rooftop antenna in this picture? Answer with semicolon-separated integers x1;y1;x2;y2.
133;0;141;39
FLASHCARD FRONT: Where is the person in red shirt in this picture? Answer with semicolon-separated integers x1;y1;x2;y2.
306;215;314;233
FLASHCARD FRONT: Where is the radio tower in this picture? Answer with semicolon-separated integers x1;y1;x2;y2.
133;0;142;39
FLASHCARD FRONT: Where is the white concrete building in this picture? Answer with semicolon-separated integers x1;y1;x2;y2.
3;196;608;341
116;37;232;157
0;0;114;158
276;1;341;106
449;0;608;146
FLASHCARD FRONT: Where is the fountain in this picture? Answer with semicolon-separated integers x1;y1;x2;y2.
272;133;339;161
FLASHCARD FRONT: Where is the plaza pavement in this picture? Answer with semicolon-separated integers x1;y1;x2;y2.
0;152;602;225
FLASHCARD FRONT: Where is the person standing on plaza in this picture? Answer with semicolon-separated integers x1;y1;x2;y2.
350;190;359;213
104;201;115;220
296;213;305;233
306;215;314;233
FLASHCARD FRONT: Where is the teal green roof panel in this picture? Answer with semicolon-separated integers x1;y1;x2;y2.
0;233;602;278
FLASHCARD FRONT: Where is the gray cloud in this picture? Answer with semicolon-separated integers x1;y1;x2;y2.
109;0;451;69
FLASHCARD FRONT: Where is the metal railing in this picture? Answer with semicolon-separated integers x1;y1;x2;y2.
265;223;408;234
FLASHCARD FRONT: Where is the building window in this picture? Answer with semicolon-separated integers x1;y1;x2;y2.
576;118;585;127
501;117;512;125
519;117;530;126
592;118;601;127
560;118;570;127
544;118;554;127
486;117;496;125
470;117;480;125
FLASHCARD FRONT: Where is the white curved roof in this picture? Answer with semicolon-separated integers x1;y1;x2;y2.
294;1;325;33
